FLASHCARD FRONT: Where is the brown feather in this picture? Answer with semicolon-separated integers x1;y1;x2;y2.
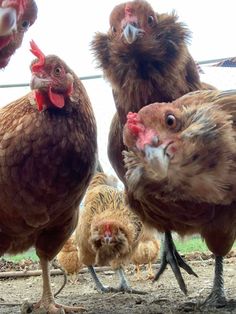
123;89;236;257
131;224;160;266
75;172;143;269
0;54;97;261
57;235;83;276
0;0;37;68
91;0;215;184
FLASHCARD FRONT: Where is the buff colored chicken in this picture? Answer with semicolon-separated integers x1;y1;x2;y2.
75;172;143;293
57;235;83;284
123;89;236;306
131;224;160;280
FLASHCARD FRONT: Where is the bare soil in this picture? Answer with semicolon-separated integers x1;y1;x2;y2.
0;253;236;314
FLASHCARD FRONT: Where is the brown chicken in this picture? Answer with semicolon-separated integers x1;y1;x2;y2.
75;172;143;293
0;0;37;68
123;89;236;306
57;235;83;284
131;224;160;279
91;0;213;293
0;41;97;313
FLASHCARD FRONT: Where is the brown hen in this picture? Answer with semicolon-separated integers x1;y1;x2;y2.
0;41;97;313
131;224;160;279
75;171;144;293
0;0;37;68
123;89;236;306
57;235;83;284
91;0;213;293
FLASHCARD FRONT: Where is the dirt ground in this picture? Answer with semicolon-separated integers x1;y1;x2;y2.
0;254;236;314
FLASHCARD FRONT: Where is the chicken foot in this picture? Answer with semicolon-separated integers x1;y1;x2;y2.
21;257;85;313
88;265;114;293
153;231;198;294
88;265;146;294
202;255;227;307
115;267;147;294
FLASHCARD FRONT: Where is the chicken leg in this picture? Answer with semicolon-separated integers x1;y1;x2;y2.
22;257;85;313
88;265;146;294
115;266;147;294
146;261;154;279
88;265;114;293
203;255;226;307
153;231;198;294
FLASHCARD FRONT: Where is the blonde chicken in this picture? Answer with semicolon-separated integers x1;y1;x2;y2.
75;172;143;293
123;89;236;306
57;235;83;284
131;224;160;279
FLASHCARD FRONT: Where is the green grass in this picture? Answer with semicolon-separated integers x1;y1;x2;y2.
1;237;236;262
175;236;236;254
175;237;209;254
4;249;38;262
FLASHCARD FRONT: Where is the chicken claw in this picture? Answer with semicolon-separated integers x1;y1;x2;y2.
153;231;198;294
21;301;86;313
201;256;227;308
112;267;147;295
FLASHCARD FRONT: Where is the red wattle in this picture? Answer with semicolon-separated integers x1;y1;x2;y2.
49;87;65;108
34;90;44;112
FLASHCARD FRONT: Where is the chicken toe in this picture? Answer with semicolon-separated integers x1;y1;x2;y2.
32;257;85;313
153;232;197;294
88;265;114;293
115;267;147;294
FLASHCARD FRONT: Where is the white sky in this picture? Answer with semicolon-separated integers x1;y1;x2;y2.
0;0;235;176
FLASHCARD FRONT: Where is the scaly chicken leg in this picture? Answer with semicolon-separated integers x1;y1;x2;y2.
146;261;154;280
154;232;198;294
23;257;85;313
88;265;113;293
115;266;147;294
88;265;146;295
203;256;226;307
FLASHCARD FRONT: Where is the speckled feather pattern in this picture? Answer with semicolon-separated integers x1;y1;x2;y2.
91;0;214;183
0;64;97;260
124;90;236;256
76;172;142;268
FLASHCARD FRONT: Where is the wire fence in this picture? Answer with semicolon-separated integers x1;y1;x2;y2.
0;57;233;89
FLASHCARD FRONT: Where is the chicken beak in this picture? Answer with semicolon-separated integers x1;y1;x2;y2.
104;234;112;245
144;144;169;179
30;75;51;91
0;7;17;36
123;23;143;44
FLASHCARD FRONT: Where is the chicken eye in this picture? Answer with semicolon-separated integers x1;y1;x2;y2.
54;66;63;76
147;15;155;27
165;114;177;128
21;20;30;31
111;26;116;33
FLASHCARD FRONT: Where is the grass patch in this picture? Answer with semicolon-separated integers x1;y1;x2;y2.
175;237;209;254
4;250;38;262
175;236;236;254
2;237;236;262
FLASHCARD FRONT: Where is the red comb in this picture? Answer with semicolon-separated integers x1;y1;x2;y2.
104;223;112;234
125;4;133;17
3;0;27;17
30;40;45;72
127;112;145;135
19;0;27;16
